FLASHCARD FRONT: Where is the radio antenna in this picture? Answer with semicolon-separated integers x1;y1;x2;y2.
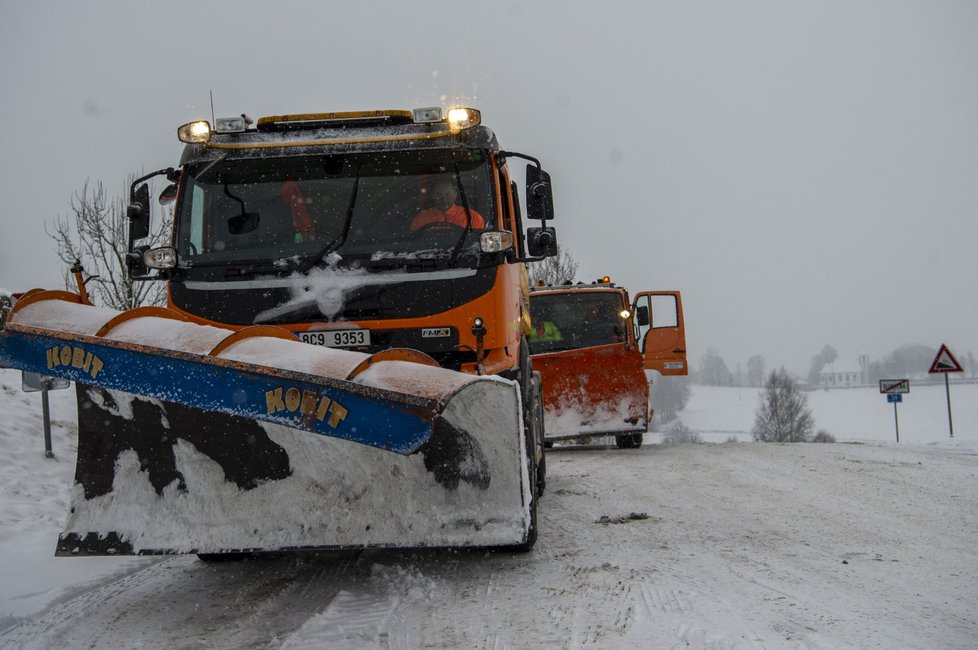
209;90;216;124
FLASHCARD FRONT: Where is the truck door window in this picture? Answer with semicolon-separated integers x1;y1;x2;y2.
651;294;679;328
634;293;679;352
189;184;204;255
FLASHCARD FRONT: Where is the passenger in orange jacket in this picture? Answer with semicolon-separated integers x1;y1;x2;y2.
280;177;317;243
410;177;486;231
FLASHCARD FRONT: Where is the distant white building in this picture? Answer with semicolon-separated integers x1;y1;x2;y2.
820;355;870;388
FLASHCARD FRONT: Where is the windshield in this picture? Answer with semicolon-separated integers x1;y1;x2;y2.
528;292;627;353
174;150;494;269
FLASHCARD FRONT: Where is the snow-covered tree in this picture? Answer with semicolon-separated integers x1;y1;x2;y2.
48;177;168;310
752;369;815;442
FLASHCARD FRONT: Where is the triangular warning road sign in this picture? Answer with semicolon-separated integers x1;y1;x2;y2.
929;344;963;374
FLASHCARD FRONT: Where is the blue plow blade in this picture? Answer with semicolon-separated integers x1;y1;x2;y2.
0;299;439;455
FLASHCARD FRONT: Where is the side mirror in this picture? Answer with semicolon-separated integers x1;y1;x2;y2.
636;305;650;327
526;226;557;257
128;183;151;241
525;166;554;221
159;183;178;205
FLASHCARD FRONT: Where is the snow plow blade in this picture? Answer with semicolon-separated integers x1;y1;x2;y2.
0;291;531;555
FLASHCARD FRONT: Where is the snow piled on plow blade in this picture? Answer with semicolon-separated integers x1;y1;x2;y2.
59;380;529;554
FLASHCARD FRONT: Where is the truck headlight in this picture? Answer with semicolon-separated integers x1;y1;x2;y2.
447;107;481;132
177;120;211;143
480;231;514;253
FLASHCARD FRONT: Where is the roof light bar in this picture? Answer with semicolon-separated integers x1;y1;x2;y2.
214;115;251;133
412;107;443;123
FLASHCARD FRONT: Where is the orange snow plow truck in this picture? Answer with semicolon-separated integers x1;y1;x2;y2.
528;278;686;448
0;106;559;556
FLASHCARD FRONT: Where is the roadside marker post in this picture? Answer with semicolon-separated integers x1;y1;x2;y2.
880;379;909;442
928;344;963;438
21;372;71;458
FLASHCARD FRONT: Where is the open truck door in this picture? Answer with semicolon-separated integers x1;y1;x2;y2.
632;291;687;376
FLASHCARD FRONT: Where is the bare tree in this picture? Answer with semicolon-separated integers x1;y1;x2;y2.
662;421;702;444
698;347;734;386
48;177;168;310
820;344;838;365
807;343;839;386
746;354;766;387
650;375;691;422
527;244;578;287
752;369;815;442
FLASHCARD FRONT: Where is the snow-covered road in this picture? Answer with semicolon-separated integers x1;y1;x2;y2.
4;437;977;649
3;372;978;648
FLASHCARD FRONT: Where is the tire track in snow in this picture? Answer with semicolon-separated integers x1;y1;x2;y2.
1;553;366;650
1;557;175;650
279;559;439;650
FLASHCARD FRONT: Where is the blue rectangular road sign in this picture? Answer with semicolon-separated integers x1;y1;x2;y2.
887;393;903;403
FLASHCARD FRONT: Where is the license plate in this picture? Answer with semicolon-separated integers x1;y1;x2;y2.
299;329;370;348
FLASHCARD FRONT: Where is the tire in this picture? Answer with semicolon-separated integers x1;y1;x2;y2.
536;447;547;497
532;373;547;497
615;433;644;449
505;337;540;552
196;552;251;562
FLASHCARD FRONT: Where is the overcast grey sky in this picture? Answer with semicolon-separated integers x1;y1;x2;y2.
2;0;976;375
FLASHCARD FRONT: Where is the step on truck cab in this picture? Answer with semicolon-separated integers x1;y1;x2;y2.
0;106;557;555
528;277;687;448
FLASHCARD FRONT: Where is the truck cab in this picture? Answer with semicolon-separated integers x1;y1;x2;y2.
528;278;686;448
128;108;557;383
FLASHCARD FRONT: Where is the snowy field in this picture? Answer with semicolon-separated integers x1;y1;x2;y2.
1;368;976;649
669;381;977;445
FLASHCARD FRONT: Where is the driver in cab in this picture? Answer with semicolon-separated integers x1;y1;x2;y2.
409;177;486;232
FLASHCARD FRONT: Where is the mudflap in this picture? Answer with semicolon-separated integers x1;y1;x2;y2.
57;377;532;556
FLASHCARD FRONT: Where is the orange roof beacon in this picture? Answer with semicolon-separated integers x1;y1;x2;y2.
528;277;687;449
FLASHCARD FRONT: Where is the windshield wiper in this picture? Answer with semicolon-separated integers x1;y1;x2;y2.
449;165;475;264
297;169;362;273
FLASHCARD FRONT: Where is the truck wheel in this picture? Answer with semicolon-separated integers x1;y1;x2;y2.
615;433;644;449
515;375;540;551
505;338;539;552
502;446;538;553
196;553;250;562
532;374;547;497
